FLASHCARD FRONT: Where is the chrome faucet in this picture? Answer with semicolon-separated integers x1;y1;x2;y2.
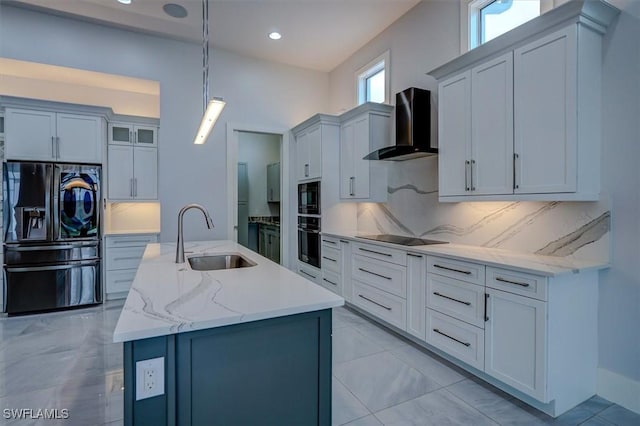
176;204;215;263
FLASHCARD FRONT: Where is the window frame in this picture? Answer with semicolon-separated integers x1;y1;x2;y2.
355;50;391;105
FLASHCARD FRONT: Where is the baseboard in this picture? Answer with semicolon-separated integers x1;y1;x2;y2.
597;368;640;414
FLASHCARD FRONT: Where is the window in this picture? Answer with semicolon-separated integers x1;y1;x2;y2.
467;0;543;50
355;50;390;105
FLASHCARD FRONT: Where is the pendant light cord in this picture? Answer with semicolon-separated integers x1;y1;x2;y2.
202;0;210;113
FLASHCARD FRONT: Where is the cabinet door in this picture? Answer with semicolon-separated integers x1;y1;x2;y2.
109;123;134;145
339;121;355;198
295;131;309;180
485;288;547;401
56;113;102;163
133;147;158;200
306;125;322;179
134;125;158;146
271;232;280;264
351;116;371;198
438;71;472;196
107;145;134;200
238;162;249;203
5;108;56;161
271;163;280;202
406;253;426;340
514;26;577;194
471;53;514;195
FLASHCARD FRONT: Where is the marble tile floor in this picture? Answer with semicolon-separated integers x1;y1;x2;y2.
0;301;638;426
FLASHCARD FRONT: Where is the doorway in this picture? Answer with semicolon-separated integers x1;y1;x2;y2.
226;124;290;267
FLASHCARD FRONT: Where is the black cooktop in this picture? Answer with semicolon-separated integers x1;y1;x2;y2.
357;234;448;246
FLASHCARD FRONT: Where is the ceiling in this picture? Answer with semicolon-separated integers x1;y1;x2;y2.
6;0;422;72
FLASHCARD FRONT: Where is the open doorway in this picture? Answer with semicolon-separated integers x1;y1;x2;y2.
227;123;291;267
236;131;281;262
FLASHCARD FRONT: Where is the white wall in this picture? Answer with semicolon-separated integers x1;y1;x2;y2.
0;4;329;243
329;0;640;404
238;132;280;217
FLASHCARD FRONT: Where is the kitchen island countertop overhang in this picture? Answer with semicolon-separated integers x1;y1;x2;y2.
113;240;344;343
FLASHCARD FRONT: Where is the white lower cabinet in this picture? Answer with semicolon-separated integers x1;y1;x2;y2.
406;252;426;339
104;233;158;299
320;235;352;300
297;262;321;285
352;280;406;330
484;286;547;401
426;308;484;370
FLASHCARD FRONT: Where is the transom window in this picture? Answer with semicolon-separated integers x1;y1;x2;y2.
469;0;541;50
355;50;390;105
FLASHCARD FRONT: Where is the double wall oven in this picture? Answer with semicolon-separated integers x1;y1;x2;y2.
298;181;321;269
3;161;102;314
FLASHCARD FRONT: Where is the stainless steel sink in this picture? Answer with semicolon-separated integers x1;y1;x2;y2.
187;253;256;271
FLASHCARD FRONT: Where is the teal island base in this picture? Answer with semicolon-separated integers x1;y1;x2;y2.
123;309;332;425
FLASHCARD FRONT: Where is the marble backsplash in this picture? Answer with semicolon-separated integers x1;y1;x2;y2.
357;157;610;262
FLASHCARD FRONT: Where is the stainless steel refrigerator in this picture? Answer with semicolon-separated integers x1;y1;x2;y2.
3;161;102;314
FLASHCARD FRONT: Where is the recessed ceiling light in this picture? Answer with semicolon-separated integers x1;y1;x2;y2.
268;32;282;40
163;3;188;19
117;0;132;4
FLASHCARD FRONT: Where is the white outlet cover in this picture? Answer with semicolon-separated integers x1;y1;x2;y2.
135;357;165;401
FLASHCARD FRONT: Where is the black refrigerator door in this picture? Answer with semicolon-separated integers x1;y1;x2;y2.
3;162;53;243
54;164;101;241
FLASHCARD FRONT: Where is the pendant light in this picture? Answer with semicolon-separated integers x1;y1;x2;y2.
193;0;225;145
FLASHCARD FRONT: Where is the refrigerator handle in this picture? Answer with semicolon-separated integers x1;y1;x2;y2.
48;164;56;241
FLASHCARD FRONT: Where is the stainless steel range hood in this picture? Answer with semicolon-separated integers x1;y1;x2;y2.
364;87;437;161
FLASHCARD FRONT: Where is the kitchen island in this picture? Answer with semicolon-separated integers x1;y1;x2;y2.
113;240;344;426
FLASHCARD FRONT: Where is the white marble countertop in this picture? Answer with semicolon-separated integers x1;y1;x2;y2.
323;232;609;277
113;240;344;343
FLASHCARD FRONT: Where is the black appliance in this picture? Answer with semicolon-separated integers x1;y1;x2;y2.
364;87;437;161
357;234;448;246
298;216;320;268
3;161;102;314
298;181;320;215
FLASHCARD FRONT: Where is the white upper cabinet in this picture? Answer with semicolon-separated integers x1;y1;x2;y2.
295;124;322;181
514;26;576;194
339;102;391;202
266;162;280;202
109;122;158;147
431;1;618;201
5;108;103;163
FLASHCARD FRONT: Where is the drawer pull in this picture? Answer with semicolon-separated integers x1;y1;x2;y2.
407;253;423;258
300;270;317;280
113;279;132;284
484;293;489;322
112;256;141;261
358;294;392;311
495;277;530;287
359;247;392;257
322;256;337;262
323;278;338;286
322;239;337;245
433;264;472;275
433;328;471;347
339;240;350;244
358;268;392;280
433;291;471;306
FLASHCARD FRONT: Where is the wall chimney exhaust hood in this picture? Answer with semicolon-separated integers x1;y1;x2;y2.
364;87;437;161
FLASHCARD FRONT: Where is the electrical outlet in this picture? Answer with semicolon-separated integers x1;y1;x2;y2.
135;357;164;400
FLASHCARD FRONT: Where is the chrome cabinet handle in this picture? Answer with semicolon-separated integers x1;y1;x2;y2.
358;267;392;280
130;130;134;143
135;178;138;197
465;160;470;191
470;159;476;191
358;247;391;257
433;328;471;347
407;253;423;258
323;278;338;286
339;240;350;244
322;256;337;262
495;276;530;287
358;294;391;311
433;264;472;275
130;178;134;197
433;291;471;306
299;270;317;280
513;153;519;189
484;293;489;322
349;176;355;196
322;239;337;245
304;163;309;177
52;136;56;158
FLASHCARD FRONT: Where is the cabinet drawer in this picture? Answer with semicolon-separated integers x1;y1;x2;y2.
352;242;406;266
106;246;146;271
106;269;136;295
487;267;547;301
321;236;340;248
106;234;157;248
321;269;342;296
297;262;321;284
352;254;406;298
321;246;342;273
427;274;486;328
427;256;485;285
352;280;406;330
426;308;484;370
